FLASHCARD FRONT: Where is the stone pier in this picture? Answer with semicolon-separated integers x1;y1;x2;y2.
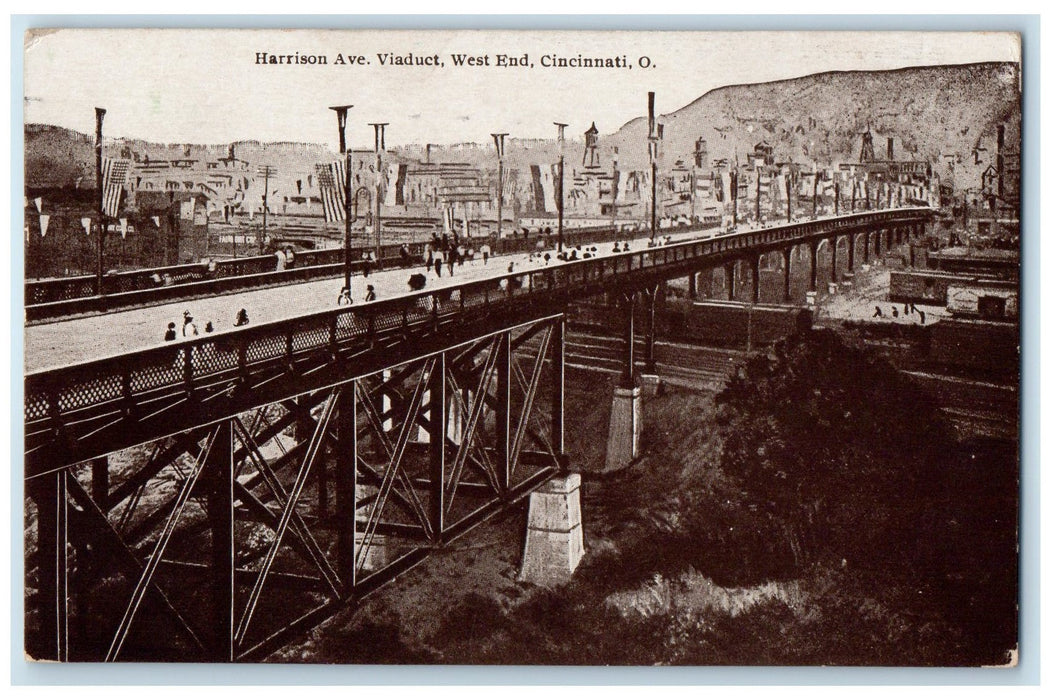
519;473;584;585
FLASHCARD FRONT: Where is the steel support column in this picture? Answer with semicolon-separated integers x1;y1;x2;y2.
808;241;818;292
335;383;357;591
643;288;658;374
725;262;736;301
687;272;697;300
830;237;839;283
31;471;69;661
874;229;882;257
749;254;760;304
847;232;855;272
619;293;637;388
862;232;870;263
204;419;235;662
429;353;447;541
782;247;793;302
495;332;512;490
551;315;566;463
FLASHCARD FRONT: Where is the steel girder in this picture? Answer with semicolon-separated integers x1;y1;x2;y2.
24;314;566;662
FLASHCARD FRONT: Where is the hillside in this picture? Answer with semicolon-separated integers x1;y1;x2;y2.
25;62;1021;193
607;62;1020;190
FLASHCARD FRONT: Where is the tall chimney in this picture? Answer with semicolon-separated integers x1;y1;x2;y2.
886;137;894;161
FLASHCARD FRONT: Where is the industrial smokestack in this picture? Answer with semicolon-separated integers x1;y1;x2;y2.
648;92;655;139
887;137;894;161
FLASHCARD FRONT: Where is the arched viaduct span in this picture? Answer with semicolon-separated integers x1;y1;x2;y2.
23;207;931;662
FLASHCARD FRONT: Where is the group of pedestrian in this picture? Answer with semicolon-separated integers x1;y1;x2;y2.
164;307;248;341
423;232;473;279
555;245;599;262
872;303;926;324
274;247;297;271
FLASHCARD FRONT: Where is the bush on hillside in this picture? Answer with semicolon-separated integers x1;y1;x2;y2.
702;328;957;576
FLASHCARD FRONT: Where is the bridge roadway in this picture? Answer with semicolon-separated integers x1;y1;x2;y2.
24;207;931;478
26;226;705;373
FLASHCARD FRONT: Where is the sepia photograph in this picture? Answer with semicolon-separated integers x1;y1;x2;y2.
19;25;1023;668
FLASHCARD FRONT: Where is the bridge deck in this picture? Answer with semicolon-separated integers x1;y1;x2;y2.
23;209;931;476
25;226;707;373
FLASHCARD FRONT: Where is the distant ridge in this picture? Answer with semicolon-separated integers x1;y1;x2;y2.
25;61;1020;191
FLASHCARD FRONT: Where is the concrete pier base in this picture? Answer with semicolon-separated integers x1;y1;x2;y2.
519;473;584;586
805;291;817;306
827;282;838;295
605;385;641;471
639;373;663;398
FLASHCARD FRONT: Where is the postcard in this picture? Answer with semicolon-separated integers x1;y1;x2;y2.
21;27;1021;666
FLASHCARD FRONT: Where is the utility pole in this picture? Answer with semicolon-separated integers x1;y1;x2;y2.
369;122;388;256
834;178;840;216
492;132;507;239
553;123;567;252
95;107;106;296
786;172;792;222
330;104;353;295
258;165;276;254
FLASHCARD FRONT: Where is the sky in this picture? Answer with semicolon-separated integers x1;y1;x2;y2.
23;29;1020;149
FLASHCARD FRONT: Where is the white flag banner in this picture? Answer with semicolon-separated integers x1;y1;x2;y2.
151;216;161;227
39;214;50;237
81;217;92;235
119;218;128;239
34;197;43;213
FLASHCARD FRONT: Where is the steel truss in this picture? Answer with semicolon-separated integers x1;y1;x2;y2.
25;315;567;662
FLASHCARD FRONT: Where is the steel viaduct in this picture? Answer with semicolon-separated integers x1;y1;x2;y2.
23;207;933;662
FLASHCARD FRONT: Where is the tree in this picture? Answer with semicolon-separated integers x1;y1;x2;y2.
710;329;956;573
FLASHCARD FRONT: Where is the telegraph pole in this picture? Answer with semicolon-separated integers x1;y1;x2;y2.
369;123;388;256
491;132;507;239
330;104;353;294
554;123;567;252
786;172;793;222
95;107;106;296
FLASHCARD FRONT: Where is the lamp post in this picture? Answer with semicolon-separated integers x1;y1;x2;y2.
95;107;106;296
553;123;567;252
330;104;353;294
369;122;388;256
491;132;507;239
647;92;661;242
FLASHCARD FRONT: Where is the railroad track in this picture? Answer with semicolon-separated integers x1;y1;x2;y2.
520;326;746;392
